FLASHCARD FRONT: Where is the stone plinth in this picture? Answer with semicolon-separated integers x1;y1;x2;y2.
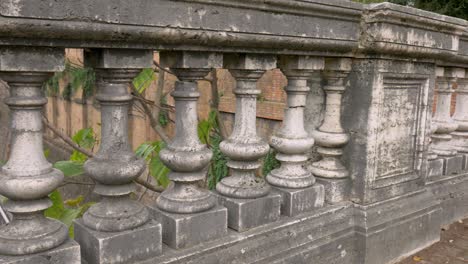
443;155;464;175
427;158;444;178
149;205;227;249
316;177;351;204
213;191;281;232
273;184;324;217
74;219;162;264
0;240;80;264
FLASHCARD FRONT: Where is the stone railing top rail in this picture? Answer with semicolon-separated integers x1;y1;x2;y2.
1;0;468;63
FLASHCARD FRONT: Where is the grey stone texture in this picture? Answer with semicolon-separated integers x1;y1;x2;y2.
149;205;227;249
0;47;73;257
74;219;162;264
3;1;468;264
316;177;351;204
273;184;324;217
213;191;281;232
443;155;464;175
0;240;80;264
427;158;444;178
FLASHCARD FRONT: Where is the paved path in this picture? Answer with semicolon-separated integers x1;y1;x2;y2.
397;219;468;264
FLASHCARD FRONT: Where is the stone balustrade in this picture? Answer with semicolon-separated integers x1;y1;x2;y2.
1;1;468;264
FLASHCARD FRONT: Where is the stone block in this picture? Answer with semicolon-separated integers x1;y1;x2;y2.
148;205;227;249
0;239;80;264
355;191;441;264
0;46;64;72
273;184;324;217
443;155;464;175
74;219;162;264
213;191;281;232
223;54;277;71
463;154;468;170
160;51;222;69
427;158;444;178
84;49;153;69
316;177;351;204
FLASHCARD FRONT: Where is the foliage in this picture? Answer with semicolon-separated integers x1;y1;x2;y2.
198;111;229;189
135;141;171;187
45;190;94;238
46;128;97;237
133;68;156;94
353;0;468;20
262;149;280;176
45;61;95;100
158;95;169;127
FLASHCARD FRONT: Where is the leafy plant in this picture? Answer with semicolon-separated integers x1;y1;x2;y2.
45;190;94;238
45;61;95;100
135;141;171;188
262;149;280;176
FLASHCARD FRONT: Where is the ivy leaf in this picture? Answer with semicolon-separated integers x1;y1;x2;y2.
54;161;84;177
45;190;65;219
149;156;170;188
198;120;212;145
133;68;156;94
65;196;84;207
72;128;95;149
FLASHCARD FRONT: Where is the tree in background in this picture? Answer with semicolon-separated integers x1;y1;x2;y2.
354;0;468;20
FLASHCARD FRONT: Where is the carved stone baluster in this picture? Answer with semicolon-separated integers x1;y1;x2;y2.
310;58;352;204
0;47;80;263
432;68;458;157
432;67;467;176
215;54;281;232
74;49;161;264
148;51;227;249
451;73;468;170
266;55;325;216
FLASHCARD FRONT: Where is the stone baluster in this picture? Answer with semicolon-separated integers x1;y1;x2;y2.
148;51;227;249
432;68;458;157
451;72;468;170
0;47;80;263
266;55;325;216
310;58;352;204
74;49;161;264
215;54;281;232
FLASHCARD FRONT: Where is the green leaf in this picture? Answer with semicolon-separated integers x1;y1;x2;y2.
53;161;84;177
72;128;95;149
133;68;156;94
44;149;51;159
45;190;65;219
60;208;81;227
198;120;212;145
149;156;170;187
69;151;88;163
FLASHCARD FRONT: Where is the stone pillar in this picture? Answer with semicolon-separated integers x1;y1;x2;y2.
74;49;161;264
148;51;227;249
266;55;325;216
0;47;80;263
214;54;281;232
310;58;352;204
452;72;468;170
433;67;465;175
432;67;458;157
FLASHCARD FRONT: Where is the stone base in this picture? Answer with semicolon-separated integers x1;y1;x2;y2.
0;239;80;264
463;154;468;170
428;158;444;178
316;177;351;204
148;205;227;249
74;219;162;264
272;184;324;217
355;191;441;264
443;155;464;175
213;191;281;232
427;173;468;226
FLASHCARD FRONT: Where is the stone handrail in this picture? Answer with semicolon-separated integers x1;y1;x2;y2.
1;1;468;264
